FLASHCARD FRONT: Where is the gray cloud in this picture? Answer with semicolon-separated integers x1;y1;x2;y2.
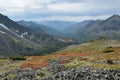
0;0;120;21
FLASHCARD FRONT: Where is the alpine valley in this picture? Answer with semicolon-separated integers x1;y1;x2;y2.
0;13;74;57
0;13;120;80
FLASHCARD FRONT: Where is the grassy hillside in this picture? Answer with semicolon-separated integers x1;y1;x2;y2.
20;39;120;69
0;39;120;79
55;39;120;53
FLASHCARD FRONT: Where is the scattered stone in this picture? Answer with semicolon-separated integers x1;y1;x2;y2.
1;60;120;80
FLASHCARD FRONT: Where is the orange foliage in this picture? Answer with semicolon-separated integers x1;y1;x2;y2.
60;60;70;64
21;52;97;69
21;60;49;69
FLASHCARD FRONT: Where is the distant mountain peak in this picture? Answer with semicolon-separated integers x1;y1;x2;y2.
19;20;26;22
111;14;120;17
107;14;120;20
0;13;4;16
0;13;7;18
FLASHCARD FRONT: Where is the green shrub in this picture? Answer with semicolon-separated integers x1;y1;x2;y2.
103;50;114;53
9;57;26;60
107;60;113;64
106;46;112;48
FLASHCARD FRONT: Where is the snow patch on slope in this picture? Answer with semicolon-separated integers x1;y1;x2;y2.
0;31;6;34
0;24;10;31
0;23;28;39
57;38;67;43
21;32;28;38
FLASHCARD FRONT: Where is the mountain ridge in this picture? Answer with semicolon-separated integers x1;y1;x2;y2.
17;20;65;37
36;20;76;31
64;15;120;42
0;13;73;56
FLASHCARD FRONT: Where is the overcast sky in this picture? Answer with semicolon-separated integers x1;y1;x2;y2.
0;0;120;22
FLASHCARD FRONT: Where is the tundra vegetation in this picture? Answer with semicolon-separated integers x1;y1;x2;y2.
0;39;120;80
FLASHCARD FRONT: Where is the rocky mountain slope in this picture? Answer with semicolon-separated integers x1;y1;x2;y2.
0;23;41;56
65;15;120;43
0;13;72;56
17;20;64;37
